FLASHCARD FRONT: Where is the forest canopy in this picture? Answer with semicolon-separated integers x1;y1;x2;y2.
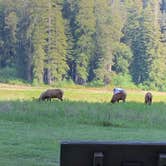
0;0;166;90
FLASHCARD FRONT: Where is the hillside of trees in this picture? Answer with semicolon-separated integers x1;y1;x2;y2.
0;0;166;90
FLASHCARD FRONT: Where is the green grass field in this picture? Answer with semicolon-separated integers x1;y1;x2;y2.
1;84;166;165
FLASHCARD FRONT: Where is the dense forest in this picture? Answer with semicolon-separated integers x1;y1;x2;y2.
0;0;166;90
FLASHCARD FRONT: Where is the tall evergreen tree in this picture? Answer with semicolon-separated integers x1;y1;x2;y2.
122;0;166;89
147;0;166;90
31;0;47;84
73;0;95;84
92;0;125;84
62;0;78;81
45;0;68;84
16;0;35;81
122;2;146;84
112;43;133;75
0;0;18;68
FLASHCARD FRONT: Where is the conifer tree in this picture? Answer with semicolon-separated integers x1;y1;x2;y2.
45;0;68;84
16;0;35;81
73;0;95;84
0;0;18;68
92;0;124;84
31;2;46;84
62;0;78;81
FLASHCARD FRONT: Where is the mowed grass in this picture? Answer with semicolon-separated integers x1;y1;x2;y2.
1;85;166;165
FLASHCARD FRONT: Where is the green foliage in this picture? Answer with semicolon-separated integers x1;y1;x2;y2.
87;79;105;87
0;0;166;91
0;1;18;68
92;0;114;82
47;2;68;83
112;43;133;74
0;67;17;81
53;79;76;88
112;73;137;89
73;0;96;84
0;67;28;84
31;2;47;84
7;79;28;85
121;1;164;89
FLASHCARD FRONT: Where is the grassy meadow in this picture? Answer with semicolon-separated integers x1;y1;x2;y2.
1;84;166;165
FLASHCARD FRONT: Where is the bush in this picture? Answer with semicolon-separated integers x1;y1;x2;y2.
0;67;27;85
112;74;137;89
53;79;77;88
7;79;28;85
87;80;105;87
0;67;17;80
139;81;166;92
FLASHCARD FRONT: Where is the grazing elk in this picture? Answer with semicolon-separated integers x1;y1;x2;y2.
111;91;127;103
145;92;152;105
39;88;64;101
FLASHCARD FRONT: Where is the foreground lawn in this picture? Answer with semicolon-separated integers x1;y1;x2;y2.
0;86;166;165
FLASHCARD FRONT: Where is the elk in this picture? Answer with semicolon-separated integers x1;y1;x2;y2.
111;91;127;103
145;92;152;105
39;89;64;101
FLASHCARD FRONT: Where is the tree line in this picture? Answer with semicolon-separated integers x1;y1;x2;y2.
0;0;166;90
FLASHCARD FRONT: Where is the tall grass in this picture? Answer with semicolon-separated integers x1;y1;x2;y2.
0;87;166;165
1;99;166;132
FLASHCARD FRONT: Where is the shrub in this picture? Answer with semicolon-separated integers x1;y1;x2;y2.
0;67;17;81
53;79;77;88
0;67;27;85
87;80;105;87
112;74;137;89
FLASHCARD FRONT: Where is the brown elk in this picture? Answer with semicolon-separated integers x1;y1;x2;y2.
111;91;127;103
39;89;64;101
145;92;152;105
